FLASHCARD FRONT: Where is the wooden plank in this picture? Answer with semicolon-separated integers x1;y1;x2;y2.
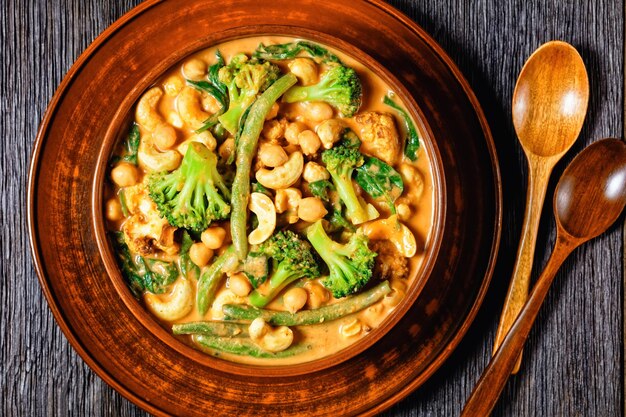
2;0;622;416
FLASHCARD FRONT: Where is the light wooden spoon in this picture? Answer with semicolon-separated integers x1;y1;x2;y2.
494;41;589;373
462;138;626;417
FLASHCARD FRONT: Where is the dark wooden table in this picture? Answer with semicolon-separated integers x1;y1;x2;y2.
2;1;623;416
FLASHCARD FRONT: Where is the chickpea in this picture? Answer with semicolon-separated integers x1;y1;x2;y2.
305;281;329;309
396;203;412;221
298;197;327;222
201;94;221;114
298;130;321;155
258;142;288;168
163;75;184;97
182;58;207;80
303;161;330;183
284;122;307;145
316;119;344;149
152;124;177;150
218;138;235;161
283;287;308;313
265;102;280;120
201;226;227;250
262;119;285;142
189;242;213;267
111;162;139;187
288;58;318;85
105;198;123;221
301;102;333;122
229;273;252;297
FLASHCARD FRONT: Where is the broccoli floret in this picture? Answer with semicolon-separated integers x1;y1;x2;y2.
248;230;321;308
217;53;281;134
282;64;362;117
321;142;378;225
148;142;231;232
306;220;376;298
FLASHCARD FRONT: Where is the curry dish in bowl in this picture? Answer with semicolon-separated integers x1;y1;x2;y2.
103;36;435;365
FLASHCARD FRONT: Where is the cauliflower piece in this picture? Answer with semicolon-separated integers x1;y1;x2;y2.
369;240;409;282
354;111;401;165
122;183;179;256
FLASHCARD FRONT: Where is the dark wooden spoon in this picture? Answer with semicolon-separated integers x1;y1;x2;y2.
461;138;626;417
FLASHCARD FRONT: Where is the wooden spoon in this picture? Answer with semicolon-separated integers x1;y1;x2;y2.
462;139;626;417
494;41;589;373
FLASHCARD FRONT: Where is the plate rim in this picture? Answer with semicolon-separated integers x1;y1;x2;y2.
27;1;502;415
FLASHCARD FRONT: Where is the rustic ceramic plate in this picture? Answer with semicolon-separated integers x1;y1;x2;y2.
28;0;501;416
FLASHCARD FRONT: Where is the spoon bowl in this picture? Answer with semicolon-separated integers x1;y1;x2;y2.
513;41;589;157
555;139;626;239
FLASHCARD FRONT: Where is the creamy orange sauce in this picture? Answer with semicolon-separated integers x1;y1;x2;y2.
106;36;435;366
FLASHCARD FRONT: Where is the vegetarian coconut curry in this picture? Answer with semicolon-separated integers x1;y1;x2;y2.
104;36;434;365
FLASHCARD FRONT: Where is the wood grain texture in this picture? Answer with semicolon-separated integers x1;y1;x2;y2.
463;139;626;416
2;1;622;417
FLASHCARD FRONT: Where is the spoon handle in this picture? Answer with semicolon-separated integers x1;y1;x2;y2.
493;155;555;373
461;234;576;417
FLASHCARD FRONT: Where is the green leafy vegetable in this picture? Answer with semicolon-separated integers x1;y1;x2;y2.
383;94;420;161
111;232;179;297
251;181;272;198
188;50;229;134
308;179;334;202
253;41;342;64
355;156;404;214
179;231;201;281
328;202;355;233
120;124;140;165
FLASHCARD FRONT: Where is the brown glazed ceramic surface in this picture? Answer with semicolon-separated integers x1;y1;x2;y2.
28;1;501;416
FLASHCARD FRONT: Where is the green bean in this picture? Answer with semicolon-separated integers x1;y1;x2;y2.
196;246;237;315
230;73;298;260
192;334;311;358
172;321;248;338
223;280;391;326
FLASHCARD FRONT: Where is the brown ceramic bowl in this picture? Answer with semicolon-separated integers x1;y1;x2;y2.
94;32;445;376
28;1;501;416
